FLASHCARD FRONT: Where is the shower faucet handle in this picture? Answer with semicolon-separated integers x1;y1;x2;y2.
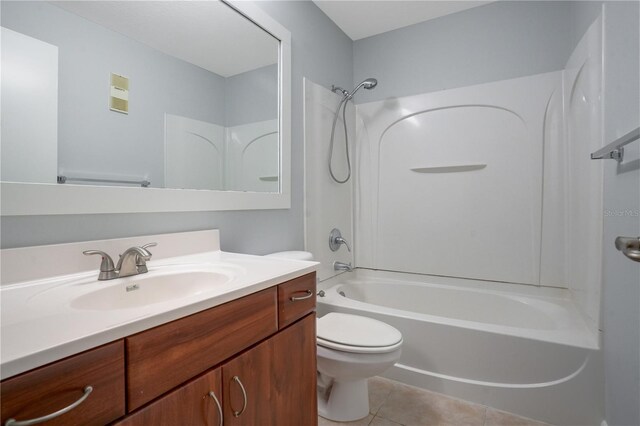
329;228;351;252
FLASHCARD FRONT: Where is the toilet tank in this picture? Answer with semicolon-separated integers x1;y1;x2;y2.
264;251;314;261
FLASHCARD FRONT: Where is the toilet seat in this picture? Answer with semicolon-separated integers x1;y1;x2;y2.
317;313;403;354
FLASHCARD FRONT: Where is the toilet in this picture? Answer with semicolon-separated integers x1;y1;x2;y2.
264;250;315;261
266;251;403;422
316;312;402;421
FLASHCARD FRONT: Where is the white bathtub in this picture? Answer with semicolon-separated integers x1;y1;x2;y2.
317;270;603;425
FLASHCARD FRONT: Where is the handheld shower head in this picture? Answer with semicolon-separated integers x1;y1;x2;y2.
361;78;378;89
328;77;378;184
347;78;378;99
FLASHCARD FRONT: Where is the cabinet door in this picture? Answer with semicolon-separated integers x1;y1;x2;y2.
271;314;318;426
223;314;317;426
116;368;222;426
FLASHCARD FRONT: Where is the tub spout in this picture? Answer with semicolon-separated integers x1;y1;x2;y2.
334;261;353;272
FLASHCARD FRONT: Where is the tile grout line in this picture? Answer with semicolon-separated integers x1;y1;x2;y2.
372;387;395;420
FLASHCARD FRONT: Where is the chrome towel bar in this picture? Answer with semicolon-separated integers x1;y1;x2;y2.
615;236;640;263
57;175;150;187
591;127;640;162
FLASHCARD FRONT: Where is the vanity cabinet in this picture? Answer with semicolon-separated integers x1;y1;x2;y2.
1;272;317;426
126;287;278;411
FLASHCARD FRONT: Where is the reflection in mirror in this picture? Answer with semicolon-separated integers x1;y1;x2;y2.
1;1;280;192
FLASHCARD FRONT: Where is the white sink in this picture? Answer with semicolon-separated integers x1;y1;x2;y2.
71;270;232;310
27;264;238;312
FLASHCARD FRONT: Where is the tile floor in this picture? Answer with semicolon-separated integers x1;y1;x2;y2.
318;377;550;426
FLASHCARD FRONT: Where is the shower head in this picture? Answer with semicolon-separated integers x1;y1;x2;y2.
361;78;378;89
347;78;378;99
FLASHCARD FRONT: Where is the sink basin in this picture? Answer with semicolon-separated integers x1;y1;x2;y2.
70;270;232;310
25;264;238;312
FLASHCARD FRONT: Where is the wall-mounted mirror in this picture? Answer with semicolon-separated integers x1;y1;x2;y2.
0;0;291;215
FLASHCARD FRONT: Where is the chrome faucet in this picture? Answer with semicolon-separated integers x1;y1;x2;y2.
84;243;156;280
116;246;152;278
333;261;353;272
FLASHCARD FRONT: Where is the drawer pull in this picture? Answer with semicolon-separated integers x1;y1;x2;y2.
290;290;313;301
207;391;223;426
5;386;93;426
231;376;247;417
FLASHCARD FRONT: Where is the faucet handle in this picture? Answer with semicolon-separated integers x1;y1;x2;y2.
141;242;157;251
335;237;351;252
137;243;156;262
135;243;156;272
83;250;117;280
329;228;351;252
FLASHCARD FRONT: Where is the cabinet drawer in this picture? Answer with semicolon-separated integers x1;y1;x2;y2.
278;273;316;328
126;287;277;411
116;368;222;426
0;341;125;426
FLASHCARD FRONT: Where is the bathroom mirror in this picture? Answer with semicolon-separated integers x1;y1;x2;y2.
0;0;291;215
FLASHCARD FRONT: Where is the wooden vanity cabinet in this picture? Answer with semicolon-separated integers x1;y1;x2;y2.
126;287;278;411
118;314;316;426
1;272;317;426
120;272;317;425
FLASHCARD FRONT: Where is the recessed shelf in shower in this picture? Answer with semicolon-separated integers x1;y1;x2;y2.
410;164;487;173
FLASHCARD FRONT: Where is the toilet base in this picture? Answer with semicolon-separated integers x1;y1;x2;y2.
318;378;369;422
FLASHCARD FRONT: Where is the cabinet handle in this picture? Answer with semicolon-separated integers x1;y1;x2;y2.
5;386;93;426
290;290;313;301
208;391;223;426
231;376;247;417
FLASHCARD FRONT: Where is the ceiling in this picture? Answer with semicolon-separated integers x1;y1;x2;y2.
313;1;493;40
52;1;278;77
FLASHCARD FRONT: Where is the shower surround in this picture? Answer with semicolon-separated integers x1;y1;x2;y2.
354;14;603;336
304;9;606;426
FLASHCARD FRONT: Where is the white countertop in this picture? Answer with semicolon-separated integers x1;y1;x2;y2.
0;250;317;380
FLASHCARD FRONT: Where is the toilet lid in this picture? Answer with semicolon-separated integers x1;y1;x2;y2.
317;313;403;350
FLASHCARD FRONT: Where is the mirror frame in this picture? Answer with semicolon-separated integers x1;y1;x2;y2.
0;1;291;215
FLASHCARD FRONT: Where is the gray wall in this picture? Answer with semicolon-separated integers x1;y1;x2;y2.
600;2;640;424
353;1;597;104
0;0;354;252
566;2;640;424
225;64;278;127
1;1;227;189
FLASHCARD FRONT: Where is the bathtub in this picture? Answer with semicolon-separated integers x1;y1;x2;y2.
317;269;603;425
